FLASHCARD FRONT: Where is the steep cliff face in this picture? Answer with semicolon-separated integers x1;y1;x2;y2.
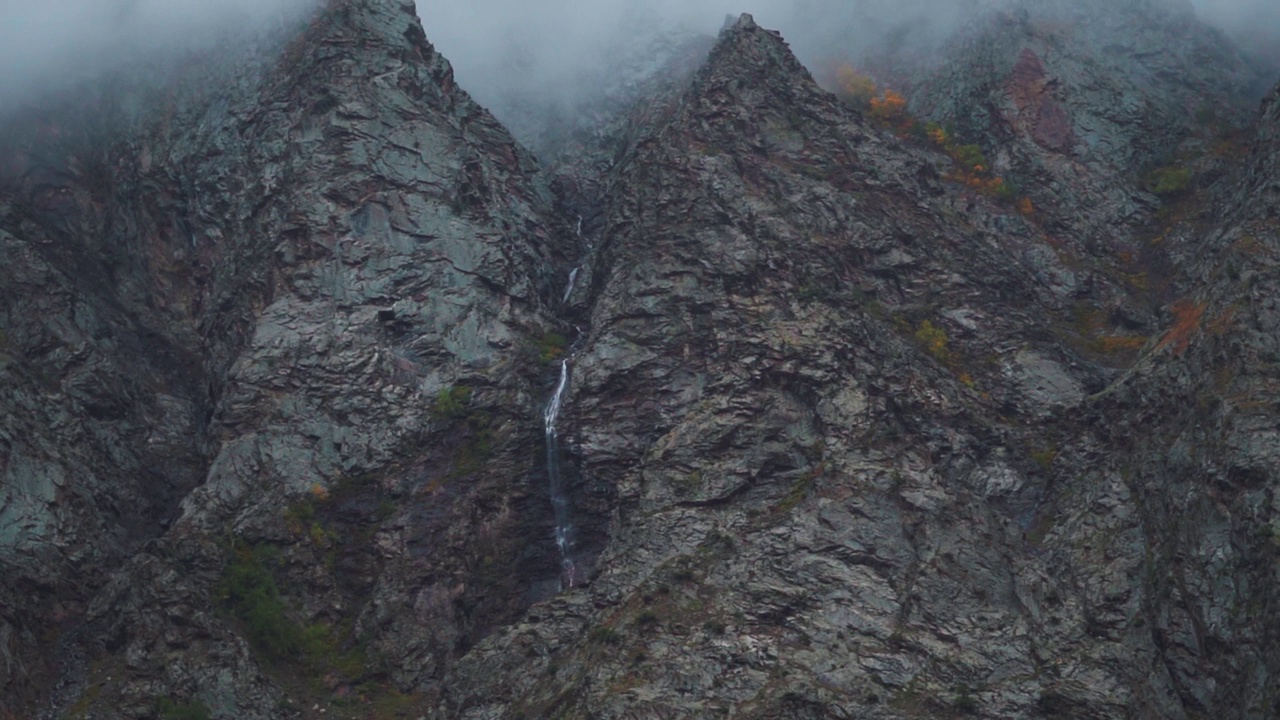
440;14;1278;719
905;0;1263;258
1;0;1278;719
3;0;574;716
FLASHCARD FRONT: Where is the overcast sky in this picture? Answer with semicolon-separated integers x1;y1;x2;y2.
418;0;1280;127
0;0;313;114
0;0;1276;117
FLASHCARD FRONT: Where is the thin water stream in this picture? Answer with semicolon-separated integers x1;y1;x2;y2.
543;359;577;587
543;217;588;589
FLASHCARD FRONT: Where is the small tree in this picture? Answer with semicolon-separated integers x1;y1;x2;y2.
834;65;878;108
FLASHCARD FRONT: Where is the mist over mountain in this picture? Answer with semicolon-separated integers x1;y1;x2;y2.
420;0;1279;150
1;0;1274;123
0;0;314;113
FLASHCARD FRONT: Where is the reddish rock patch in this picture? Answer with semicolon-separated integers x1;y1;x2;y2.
1009;48;1075;153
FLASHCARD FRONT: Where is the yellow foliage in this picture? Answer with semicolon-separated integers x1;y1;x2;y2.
835;65;878;106
914;320;950;362
831;71;1032;213
1097;336;1146;353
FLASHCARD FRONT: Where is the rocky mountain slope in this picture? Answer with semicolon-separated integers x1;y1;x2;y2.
0;0;1277;718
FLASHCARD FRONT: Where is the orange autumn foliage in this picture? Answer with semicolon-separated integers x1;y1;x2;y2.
1157;299;1206;354
830;64;1034;213
870;90;908;123
1098;336;1146;353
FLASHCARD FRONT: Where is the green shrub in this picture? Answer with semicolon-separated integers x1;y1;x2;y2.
218;546;302;659
951;143;988;171
953;690;980;715
914;320;950;362
156;698;213;720
432;385;473;420
1146;165;1191;196
993;176;1020;202
590;626;623;645
535;332;568;364
1031;447;1058;470
300;621;368;679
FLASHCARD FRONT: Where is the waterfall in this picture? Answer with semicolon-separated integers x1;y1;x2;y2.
545;215;588;586
561;267;580;304
544;359;577;588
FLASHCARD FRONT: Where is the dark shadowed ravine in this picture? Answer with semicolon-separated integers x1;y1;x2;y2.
1;0;1279;718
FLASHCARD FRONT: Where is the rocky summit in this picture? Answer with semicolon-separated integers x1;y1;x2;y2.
1;0;1278;718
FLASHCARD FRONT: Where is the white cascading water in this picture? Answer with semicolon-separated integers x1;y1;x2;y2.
562;267;580;304
544;358;577;588
544;217;587;589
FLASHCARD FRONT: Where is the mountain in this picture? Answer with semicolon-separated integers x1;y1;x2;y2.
0;0;1277;718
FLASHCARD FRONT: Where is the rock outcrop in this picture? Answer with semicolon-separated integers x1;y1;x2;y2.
438;13;1277;719
3;0;573;716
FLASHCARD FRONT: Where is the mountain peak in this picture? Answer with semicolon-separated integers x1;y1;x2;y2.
722;12;758;33
698;10;819;102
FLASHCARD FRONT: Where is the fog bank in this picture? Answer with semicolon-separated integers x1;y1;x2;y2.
0;0;315;114
0;0;1275;123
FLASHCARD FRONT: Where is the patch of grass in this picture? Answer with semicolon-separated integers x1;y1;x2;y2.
914;320;950;363
634;610;660;628
590;626;623;645
283;498;334;549
952;689;980;715
432;385;473;420
300;621;368;680
535;332;568;364
1031;447;1058;471
1145;165;1191;197
775;463;824;514
283;499;314;533
1096;336;1146;354
446;413;495;481
218;544;302;659
155;698;213;720
65;682;104;719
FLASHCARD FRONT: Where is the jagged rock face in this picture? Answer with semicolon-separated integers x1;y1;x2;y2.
908;0;1264;254
1;1;1278;719
1;0;573;716
1246;85;1280;215
1103;83;1280;715
440;16;1275;720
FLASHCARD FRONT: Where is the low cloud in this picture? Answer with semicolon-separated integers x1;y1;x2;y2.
0;0;314;114
0;0;1274;123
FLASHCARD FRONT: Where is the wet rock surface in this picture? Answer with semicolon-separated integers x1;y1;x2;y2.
0;0;1278;718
